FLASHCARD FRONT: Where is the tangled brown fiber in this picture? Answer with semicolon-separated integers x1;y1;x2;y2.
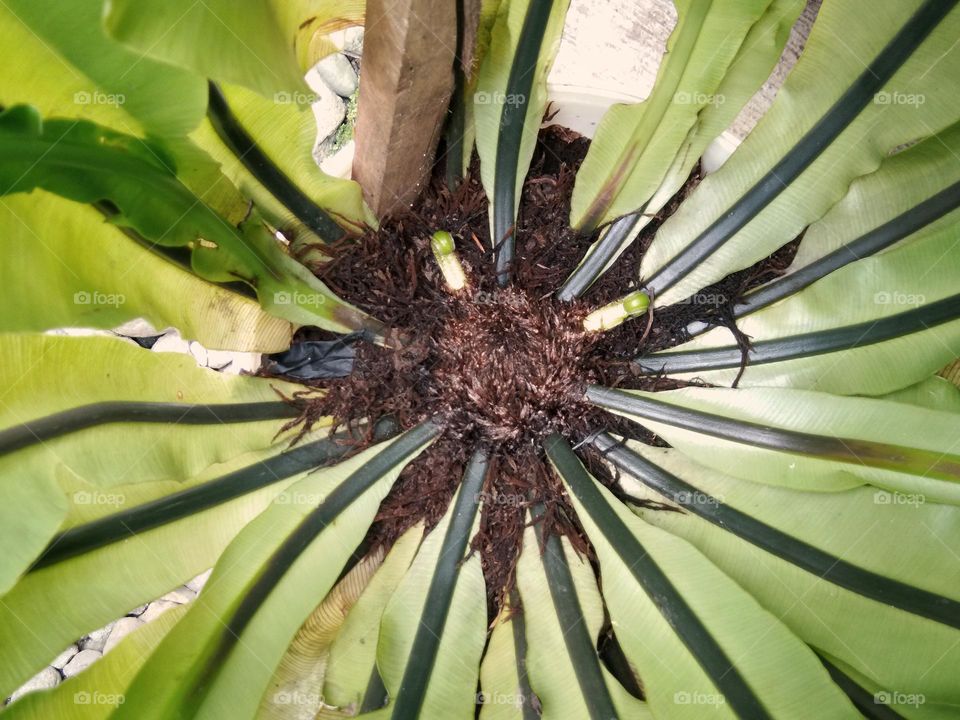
266;126;796;614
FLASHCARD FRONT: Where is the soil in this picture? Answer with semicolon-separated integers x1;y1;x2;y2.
273;125;798;615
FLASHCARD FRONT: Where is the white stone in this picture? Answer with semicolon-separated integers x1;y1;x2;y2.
128;603;149;616
81;622;115;653
186;568;212;594
134;333;255;375
343;26;364;56
701;130;741;174
161;586;197;605
113;318;161;338
9;667;60;702
140;600;179;624
188;340;208;368
51;644;79;670
103;616;145;654
319;140;355;180
326;29;348;51
315;53;358;97
62;649;102;678
203;349;260;374
150;332;190;355
305;70;346;142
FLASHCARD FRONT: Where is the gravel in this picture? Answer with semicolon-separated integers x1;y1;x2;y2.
8;667;60;703
316;53;358;97
62;649;102;678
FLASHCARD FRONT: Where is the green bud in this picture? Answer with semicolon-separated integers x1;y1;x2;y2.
583;291;651;332
431;230;455;256
431;230;467;292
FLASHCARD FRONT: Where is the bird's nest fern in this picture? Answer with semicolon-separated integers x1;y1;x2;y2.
3;1;960;718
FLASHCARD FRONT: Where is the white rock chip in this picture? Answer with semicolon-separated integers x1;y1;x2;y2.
51;644;79;670
186;568;212;594
81;622;115;653
204;348;260;374
103;616;145;654
161;586;197;605
326;28;348;51
113;317;163;339
150;332;191;355
326;26;362;54
128;603;149;617
62;649;102;678
140;599;179;624
188;340;209;368
343;26;364;56
319;140;355;179
9;667;60;702
316;53;358;97
305;70;347;142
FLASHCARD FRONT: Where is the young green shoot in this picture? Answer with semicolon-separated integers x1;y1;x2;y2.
583;290;650;332
431;230;468;293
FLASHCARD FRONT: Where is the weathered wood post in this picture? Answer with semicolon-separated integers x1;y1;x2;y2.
352;0;458;217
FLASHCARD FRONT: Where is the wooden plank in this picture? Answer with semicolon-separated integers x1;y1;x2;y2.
352;0;457;217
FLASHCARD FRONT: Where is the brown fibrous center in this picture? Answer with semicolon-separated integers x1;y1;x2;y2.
430;287;595;444
268;126;793;613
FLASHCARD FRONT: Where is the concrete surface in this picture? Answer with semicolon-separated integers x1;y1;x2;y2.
550;0;822;140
